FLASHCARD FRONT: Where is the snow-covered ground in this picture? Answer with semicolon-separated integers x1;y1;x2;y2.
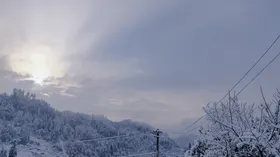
2;137;64;157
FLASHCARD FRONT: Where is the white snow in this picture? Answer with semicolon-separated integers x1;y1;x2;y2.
2;137;64;157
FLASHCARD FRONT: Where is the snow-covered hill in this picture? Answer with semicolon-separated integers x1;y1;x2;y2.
0;89;183;157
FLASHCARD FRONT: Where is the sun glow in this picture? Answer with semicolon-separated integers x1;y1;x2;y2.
26;53;51;85
9;43;65;86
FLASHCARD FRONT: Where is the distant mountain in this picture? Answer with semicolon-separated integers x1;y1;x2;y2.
0;89;183;157
175;134;197;150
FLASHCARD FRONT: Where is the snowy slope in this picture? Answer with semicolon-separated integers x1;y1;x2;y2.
0;89;184;157
2;137;63;157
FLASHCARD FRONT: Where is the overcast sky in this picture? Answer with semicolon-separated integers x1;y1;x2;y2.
1;0;280;131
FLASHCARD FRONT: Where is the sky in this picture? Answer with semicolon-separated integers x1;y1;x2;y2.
1;0;280;132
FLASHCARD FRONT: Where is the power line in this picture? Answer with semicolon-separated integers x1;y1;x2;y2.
71;132;148;143
184;115;205;131
183;34;280;132
236;50;280;96
148;131;182;138
170;127;200;135
217;34;280;104
60;132;161;157
187;122;204;134
185;47;280;131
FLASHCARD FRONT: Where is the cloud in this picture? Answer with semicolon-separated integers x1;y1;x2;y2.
40;92;51;97
1;0;280;131
0;0;175;96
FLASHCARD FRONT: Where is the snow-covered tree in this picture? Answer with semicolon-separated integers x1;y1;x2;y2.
0;89;181;157
1;124;16;143
185;90;280;157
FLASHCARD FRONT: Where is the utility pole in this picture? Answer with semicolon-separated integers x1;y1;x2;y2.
152;129;162;157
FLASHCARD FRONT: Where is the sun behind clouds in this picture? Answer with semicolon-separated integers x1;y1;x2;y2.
9;43;65;85
27;52;51;85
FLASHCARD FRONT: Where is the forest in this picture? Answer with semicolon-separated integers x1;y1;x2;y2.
0;89;181;157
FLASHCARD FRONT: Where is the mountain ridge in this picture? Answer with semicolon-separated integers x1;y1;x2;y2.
0;89;184;157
